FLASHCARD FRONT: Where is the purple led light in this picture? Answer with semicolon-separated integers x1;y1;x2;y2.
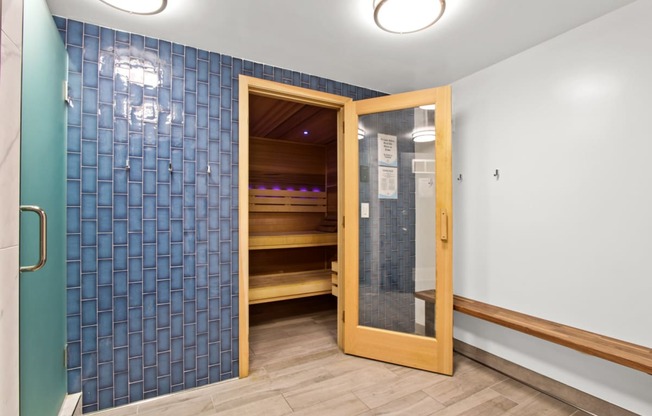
257;185;266;190
312;188;321;192
286;187;294;191
272;186;281;191
299;187;308;192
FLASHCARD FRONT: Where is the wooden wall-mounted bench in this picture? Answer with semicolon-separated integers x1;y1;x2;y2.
415;290;652;374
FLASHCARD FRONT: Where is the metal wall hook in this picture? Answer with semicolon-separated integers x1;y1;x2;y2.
168;162;173;173
125;158;130;171
207;164;212;174
457;174;463;182
493;169;500;180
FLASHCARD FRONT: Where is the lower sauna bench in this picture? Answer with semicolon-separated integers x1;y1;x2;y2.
249;269;333;304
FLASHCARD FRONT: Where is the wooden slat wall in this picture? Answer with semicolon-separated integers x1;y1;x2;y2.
249;246;336;276
249;137;326;189
326;141;337;215
249;212;323;234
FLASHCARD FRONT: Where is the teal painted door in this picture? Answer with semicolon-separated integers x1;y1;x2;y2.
20;0;68;414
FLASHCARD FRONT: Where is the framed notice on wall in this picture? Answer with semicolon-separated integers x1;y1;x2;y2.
378;133;397;167
378;166;398;199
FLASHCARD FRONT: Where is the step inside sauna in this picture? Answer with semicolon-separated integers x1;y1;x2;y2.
247;94;339;306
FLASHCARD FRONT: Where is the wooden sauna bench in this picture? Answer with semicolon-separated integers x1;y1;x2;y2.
249;230;337;250
249;188;337;304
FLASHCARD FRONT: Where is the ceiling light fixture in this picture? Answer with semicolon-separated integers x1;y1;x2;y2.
412;128;435;143
99;0;167;15
373;0;445;34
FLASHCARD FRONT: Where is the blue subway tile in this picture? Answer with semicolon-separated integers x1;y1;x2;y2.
157;330;171;354
185;47;197;69
97;260;112;285
98;285;112;312
113;220;127;245
98;311;112;337
143;244;156;268
172;77;184;102
170;267;183;290
143;269;157;293
99;27;114;51
68;287;81;315
81;326;98;353
170;337;183;361
129;333;143;358
114;371;128;398
67;20;83;46
84;35;99;62
83;62;99;88
97;154;112;180
67;261;81;288
81;247;97;273
67;315;81;342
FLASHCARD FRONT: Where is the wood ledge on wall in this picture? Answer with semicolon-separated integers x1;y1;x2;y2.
414;291;652;375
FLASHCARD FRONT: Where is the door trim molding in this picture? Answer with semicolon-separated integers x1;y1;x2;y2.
237;76;351;377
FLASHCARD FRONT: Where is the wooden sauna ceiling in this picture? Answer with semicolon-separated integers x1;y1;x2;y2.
249;94;337;145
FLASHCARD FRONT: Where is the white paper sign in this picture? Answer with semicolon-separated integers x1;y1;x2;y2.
378;167;398;199
377;133;397;167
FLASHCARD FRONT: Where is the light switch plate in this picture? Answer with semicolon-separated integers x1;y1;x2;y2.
361;203;369;218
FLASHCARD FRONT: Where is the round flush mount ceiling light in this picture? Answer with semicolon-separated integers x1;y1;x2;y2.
373;0;445;34
412;128;435;143
99;0;167;15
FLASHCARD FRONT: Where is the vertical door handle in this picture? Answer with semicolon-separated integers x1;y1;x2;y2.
20;205;48;272
440;210;448;241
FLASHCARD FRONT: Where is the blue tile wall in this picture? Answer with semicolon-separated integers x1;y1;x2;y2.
55;16;383;412
358;110;416;333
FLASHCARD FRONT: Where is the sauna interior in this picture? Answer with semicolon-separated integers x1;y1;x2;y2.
247;94;339;324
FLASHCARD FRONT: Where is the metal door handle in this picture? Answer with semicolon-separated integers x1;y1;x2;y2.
20;205;47;272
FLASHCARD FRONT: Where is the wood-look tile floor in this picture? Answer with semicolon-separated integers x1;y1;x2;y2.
93;296;589;416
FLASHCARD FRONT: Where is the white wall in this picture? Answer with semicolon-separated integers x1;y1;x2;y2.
452;0;652;414
414;141;436;327
0;0;23;414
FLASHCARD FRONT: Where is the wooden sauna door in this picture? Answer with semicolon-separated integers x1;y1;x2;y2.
343;86;453;374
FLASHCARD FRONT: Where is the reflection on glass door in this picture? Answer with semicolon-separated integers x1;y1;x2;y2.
357;107;436;336
344;87;452;374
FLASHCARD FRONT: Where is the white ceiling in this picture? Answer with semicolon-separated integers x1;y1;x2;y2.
46;0;635;94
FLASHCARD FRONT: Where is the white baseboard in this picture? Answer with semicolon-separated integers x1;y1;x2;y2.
58;393;82;416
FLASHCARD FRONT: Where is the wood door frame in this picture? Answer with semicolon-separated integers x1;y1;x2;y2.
238;76;351;377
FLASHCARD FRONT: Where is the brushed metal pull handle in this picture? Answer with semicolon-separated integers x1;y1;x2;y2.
20;205;47;272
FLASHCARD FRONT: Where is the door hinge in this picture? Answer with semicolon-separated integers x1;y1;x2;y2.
64;344;68;368
342;310;345;323
342;216;345;228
